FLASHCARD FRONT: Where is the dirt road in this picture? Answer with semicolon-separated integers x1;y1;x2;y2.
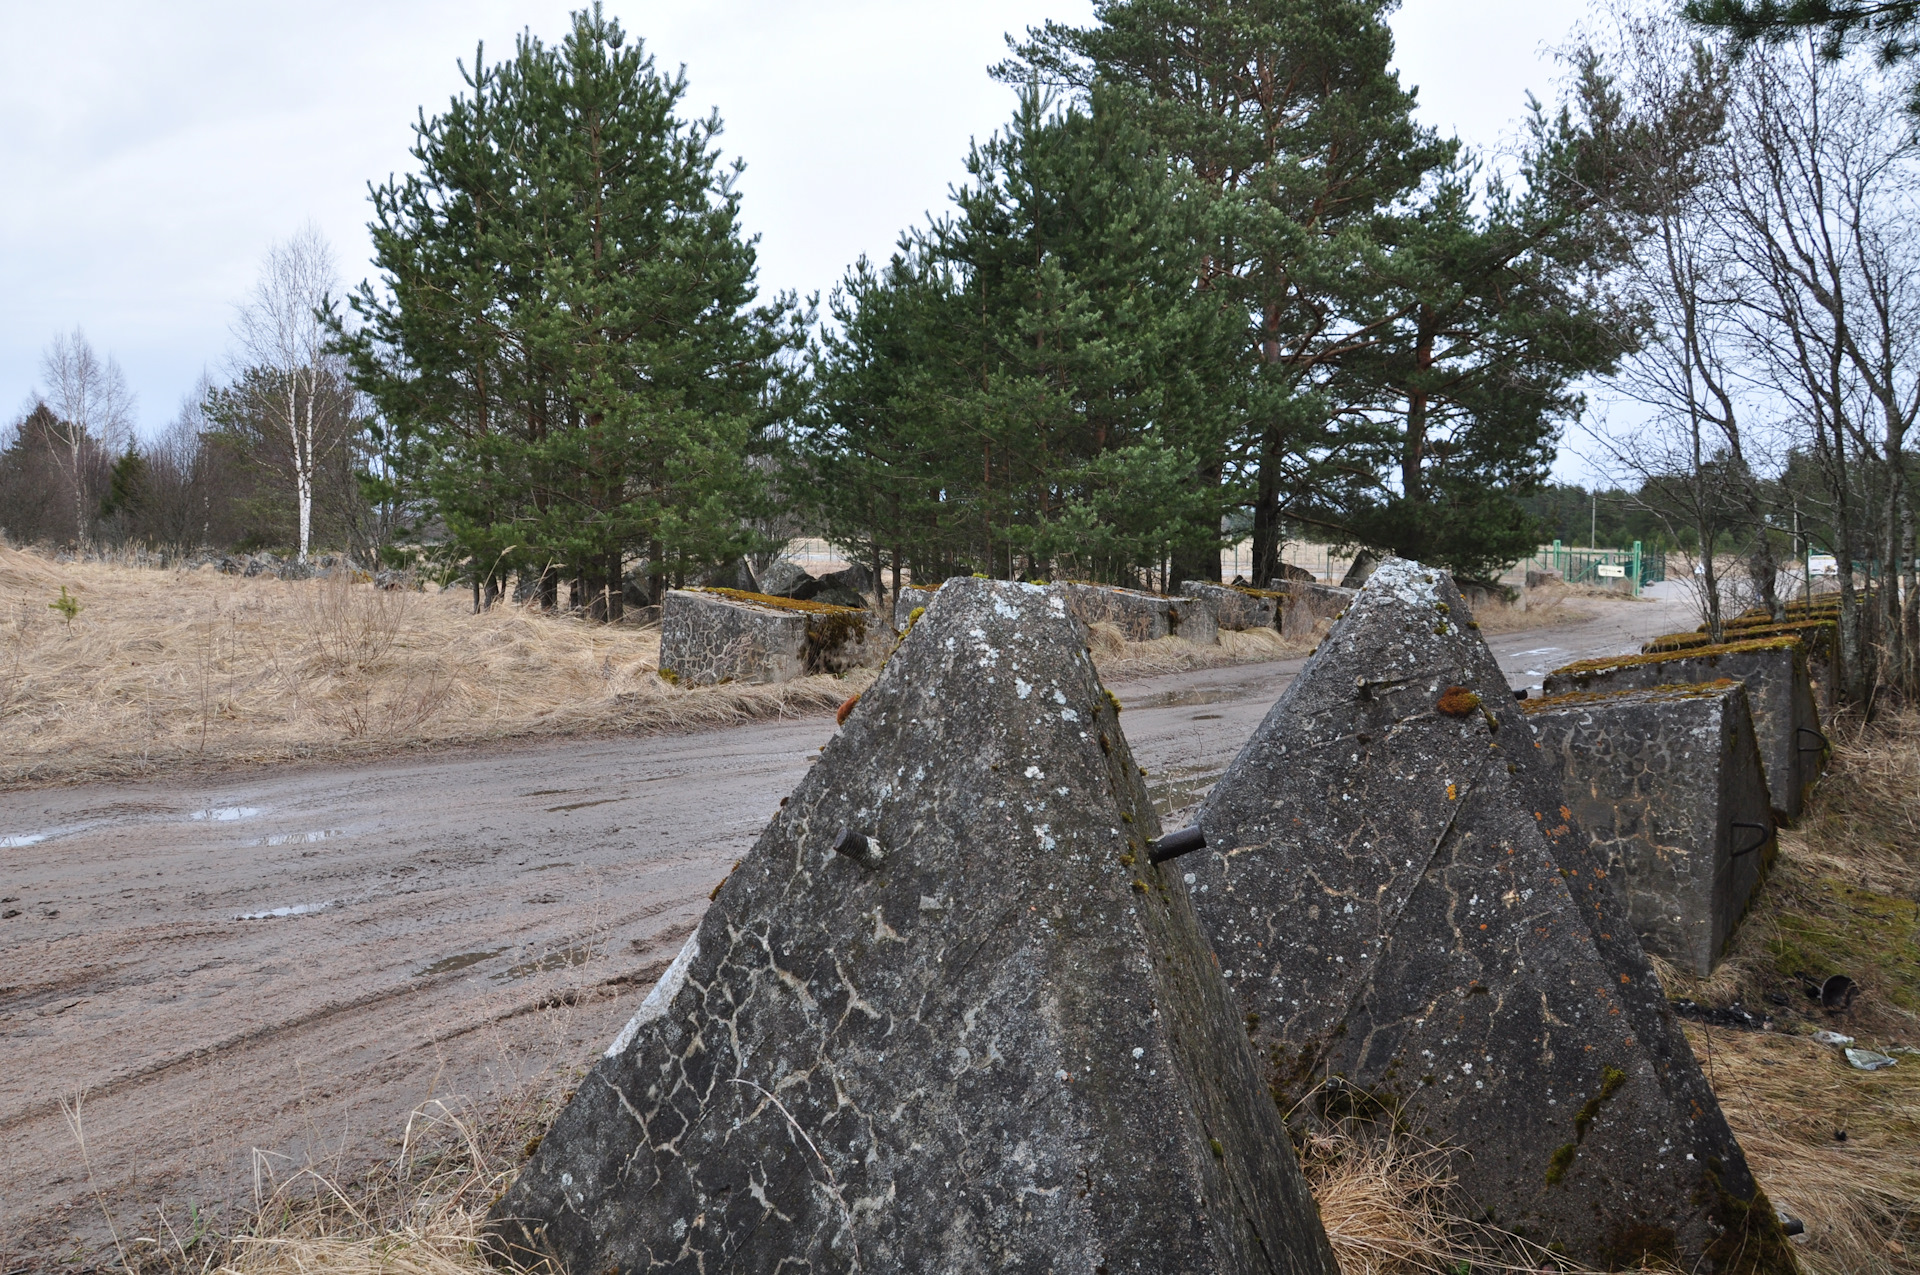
0;589;1691;1263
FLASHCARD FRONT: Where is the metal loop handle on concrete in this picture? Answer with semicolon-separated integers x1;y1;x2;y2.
1729;821;1771;859
1796;726;1830;753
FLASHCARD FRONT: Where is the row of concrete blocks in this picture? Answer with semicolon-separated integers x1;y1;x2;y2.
492;563;1800;1275
658;578;1373;691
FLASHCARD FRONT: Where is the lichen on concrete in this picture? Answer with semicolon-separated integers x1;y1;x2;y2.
657;588;877;686
1274;581;1353;639
1181;581;1282;632
1187;557;1783;1272
1525;681;1775;976
490;578;1338;1275
1545;637;1824;821
1059;581;1173;642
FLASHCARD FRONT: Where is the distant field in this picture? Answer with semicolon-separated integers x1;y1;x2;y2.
0;547;859;786
0;548;1313;787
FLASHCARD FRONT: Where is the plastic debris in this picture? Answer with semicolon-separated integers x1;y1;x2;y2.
1811;1030;1856;1046
1844;1048;1897;1071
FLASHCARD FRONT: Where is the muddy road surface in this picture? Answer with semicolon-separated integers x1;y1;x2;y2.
0;591;1690;1262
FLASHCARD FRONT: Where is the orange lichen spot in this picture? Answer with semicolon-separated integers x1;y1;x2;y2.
1447;783;1458;801
836;693;861;726
1437;686;1481;716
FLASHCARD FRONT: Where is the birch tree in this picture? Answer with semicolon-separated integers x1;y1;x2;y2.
233;225;350;563
38;328;134;544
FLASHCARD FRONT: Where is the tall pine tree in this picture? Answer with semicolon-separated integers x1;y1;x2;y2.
1003;0;1452;583
337;5;802;617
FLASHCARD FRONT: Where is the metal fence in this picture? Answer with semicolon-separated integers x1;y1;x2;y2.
1523;541;1666;593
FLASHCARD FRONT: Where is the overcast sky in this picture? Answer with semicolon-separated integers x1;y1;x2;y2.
1;0;1595;449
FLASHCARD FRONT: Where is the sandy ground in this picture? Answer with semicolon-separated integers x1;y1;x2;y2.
0;586;1694;1267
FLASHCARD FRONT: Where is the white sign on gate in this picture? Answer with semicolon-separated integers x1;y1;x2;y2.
1596;564;1626;578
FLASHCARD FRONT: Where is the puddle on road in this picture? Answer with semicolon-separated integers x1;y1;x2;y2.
1125;686;1242;711
236;900;336;920
193;807;262;823
417;948;507;978
1146;765;1224;821
0;834;49;848
246;829;342;847
493;942;602;982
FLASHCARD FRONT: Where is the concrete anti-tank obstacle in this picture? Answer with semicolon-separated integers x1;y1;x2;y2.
490;578;1339;1275
658;588;875;686
1643;620;1840;711
1181;581;1284;632
1544;636;1824;822
1188;558;1793;1273
1525;681;1775;978
1058;581;1220;645
1271;581;1353;640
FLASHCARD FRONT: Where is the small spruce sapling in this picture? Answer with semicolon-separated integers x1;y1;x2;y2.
49;586;81;627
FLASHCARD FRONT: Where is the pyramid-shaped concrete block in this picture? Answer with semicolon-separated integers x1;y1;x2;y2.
1545;636;1824;820
1526;682;1774;976
1189;559;1790;1272
491;578;1338;1275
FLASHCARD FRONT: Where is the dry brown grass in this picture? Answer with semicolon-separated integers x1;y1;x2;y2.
0;549;1320;788
1086;619;1315;678
1683;1026;1920;1275
1298;1128;1475;1275
1470;581;1610;634
1654;706;1920;1273
0;546;867;787
121;1076;573;1275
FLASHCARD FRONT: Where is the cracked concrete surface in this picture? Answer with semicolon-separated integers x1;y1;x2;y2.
1189;561;1790;1272
1527;683;1775;976
492;579;1337;1274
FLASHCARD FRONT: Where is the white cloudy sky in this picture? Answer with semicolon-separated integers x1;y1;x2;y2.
1;0;1595;442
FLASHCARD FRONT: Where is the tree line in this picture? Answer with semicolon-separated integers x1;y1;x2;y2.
7;0;1920;705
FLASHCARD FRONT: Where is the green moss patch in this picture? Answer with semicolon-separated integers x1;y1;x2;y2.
1552;634;1801;679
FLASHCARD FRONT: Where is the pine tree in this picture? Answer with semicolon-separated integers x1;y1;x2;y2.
797;85;1234;590
1003;0;1454;584
337;5;802;617
1337;146;1637;581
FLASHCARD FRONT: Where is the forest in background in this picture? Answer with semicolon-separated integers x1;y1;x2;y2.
5;0;1919;703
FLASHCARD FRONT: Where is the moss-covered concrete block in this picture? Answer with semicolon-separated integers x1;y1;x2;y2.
1545;637;1824;821
1189;558;1785;1272
1060;581;1173;641
1646;619;1840;709
658;588;875;686
490;579;1339;1275
1525;682;1775;976
1182;581;1283;631
1277;581;1353;639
